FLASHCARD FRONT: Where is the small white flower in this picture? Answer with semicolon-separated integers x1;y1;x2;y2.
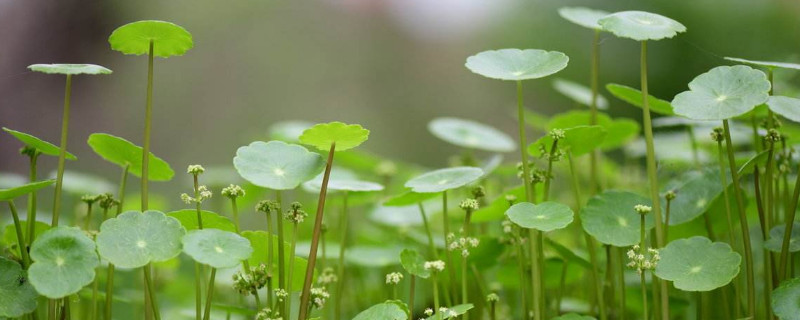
424;260;446;272
187;164;205;175
385;272;404;285
424;308;433;316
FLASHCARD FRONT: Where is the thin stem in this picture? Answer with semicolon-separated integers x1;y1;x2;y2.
589;28;601;194
409;275;416;318
141;40;154;211
265;207;274;308
664;197;672;240
517;80;532;202
615;248;626;320
716;141;738;247
286;222;298;317
433;274;441;320
779;165;800;279
26;152;39;246
640;41;669;320
202;268;217;320
640;272;648;320
194;263;202;320
556;259;568;314
686;126;701;169
143;264;161;320
105;165;128;320
640;213;648;320
529;229;543;320
276;191;286;294
52;74;72;226
335;192;349;320
298;142;336;320
8;201;30;267
442;191;455;306
722;120;755;317
231;198;260;309
515;232;530;319
461;254;468;320
418;203;438;259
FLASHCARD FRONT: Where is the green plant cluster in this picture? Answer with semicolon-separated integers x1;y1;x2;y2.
2;6;800;320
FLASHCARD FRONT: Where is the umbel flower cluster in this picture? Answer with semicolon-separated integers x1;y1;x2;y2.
284;201;308;224
447;233;480;258
424;260;446;272
232;263;269;296
255;307;282;320
627;245;661;275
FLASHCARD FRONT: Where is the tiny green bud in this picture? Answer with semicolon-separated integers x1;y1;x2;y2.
634;204;652;215
665;190;677;201
187;164;205;175
549;128;566;140
459;198;479;212
221;184;246;199
710;127;724;142
256;200;279;214
486;292;500;303
471;186;486;199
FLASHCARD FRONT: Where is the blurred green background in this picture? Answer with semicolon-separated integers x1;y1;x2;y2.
2;0;799;192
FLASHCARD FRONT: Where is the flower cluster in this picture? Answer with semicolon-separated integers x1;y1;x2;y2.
471;186;486;200
385;272;403;285
255;307;282;320
447;233;480;257
97;193;119;210
459;198;479;212
232;263;269;296
310;286;330;309
284;202;308;224
486;292;500;303
180;185;212;204
664;190;677;201
437;307;458;318
634;204;651;215
187;164;205;175
765;128;782;143
549;128;566;140
626;245;661;274
317;267;338;286
710;127;724;142
274;288;288;302
221;184;246;199
424;260;446;272
256;200;279;214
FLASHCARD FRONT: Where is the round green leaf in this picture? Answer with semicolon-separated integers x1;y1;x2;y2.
672;65;771;120
767;96;800;123
472;185;526;222
465;49;569;81
28;64;111;75
0;180;54;201
548;111;639;151
428;117;515;152
552;313;596;320
772;277;800;320
598;11;686;41
166;209;236;232
399;249;430;279
234;141;325;190
404;167;484;193
3;127;76;159
558;7;610;30
303;171;384;192
182;229;253;269
299;122;370;151
654;236;741;291
764;222;800;253
88;133;174;181
353;300;409;320
528;125;607;157
662;169;729;226
605;83;674;115
96;210;186;268
580;190;654;247
2;221;50;258
553;79;609;110
28;226;99;298
724;56;800;71
506;201;574;232
109;20;193;58
269;120;313;142
0;257;37;317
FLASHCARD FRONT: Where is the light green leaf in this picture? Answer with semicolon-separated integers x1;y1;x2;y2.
87;133;174;181
428;117;516;152
3;127;76;159
28;226;99;298
0;180;55;201
605;83;674;115
553;79;608;109
465;49;569;81
404;167;484;193
109;20;193;58
724;56;800;71
269;120;313;143
2;221;50;258
399;249;430;279
662;169;729;226
303;170;384;192
506;201;573;232
182;229;252;269
764;222;800;253
425;304;474;320
0;257;37;318
241;231;312;290
528;125;606;157
383;191;438;207
166;209;236;232
299;122;370;151
548;111;639;150
552;313;597;320
767;96;800;123
672;65;771;120
654;236;741;291
28;64;111;75
580;190;654;247
96;210;186;268
558;7;610;30
234;141;325;190
352;300;409;320
598;11;686;41
472;185;525;222
772;277;800;320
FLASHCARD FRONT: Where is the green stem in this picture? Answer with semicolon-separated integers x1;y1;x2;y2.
287;222;298;317
442;191;455;306
461;255;469;320
52;74;72;227
640;272;648;320
408;275;416;318
8;201;30;267
143;264;161;320
276;191;286;295
664;197;672;241
515;232;530;320
716;141;738;247
418;203;438;259
615;248;626;320
640;41;669;320
265;207;274;308
529;229;543;320
298;142;336;320
779;165;800;280
141;40;154;212
432;274;441;320
589;28;601;194
26;152;39;246
640;213;648;320
202;268;217;320
686;126;701;169
231;198;260;309
194;263;202;320
517;80;533;202
556;259;568;314
335;192;349;320
105;165;128;320
722;120;755;317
